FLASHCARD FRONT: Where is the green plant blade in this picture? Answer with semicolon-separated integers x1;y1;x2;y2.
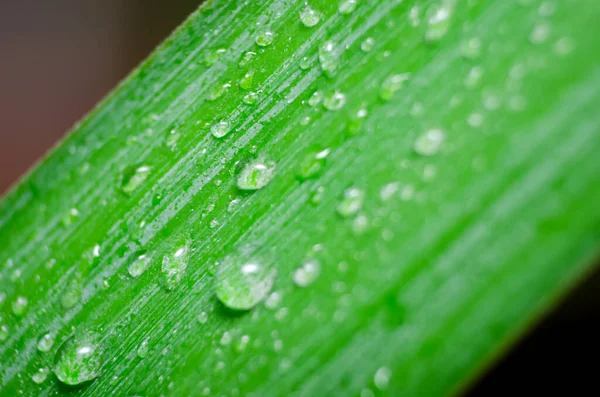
1;0;599;396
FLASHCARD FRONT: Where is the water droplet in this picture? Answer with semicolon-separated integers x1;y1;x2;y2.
215;255;276;310
243;92;258;105
165;129;180;150
374;367;392;390
425;1;455;42
210;219;219;229
128;252;152;278
460;37;482;59
298;149;330;180
197;311;208;324
120;165;151;196
299;56;312;70
360;37;375;52
337;187;365;217
308;90;324;107
53;332;104;386
220;331;232;346
160;243;189;291
319;41;339;77
0;324;8;342
530;22;551;44
467;112;484;128
255;30;274;47
207;82;231;101
228;199;241;213
464;66;483;89
352;214;369;235
264;291;282;309
239;71;254;90
361;388;375;397
338;0;357;14
62;207;80;226
32;367;50;384
300;6;321;27
293;259;321;287
237;159;276;191
61;277;83;309
310;186;326;205
554;37;575;56
38;332;56;352
137;339;150;358
379;74;410;101
323;91;346;111
12;296;28;316
203;48;226;66
347;108;368;136
380;182;400;201
414;128;446;156
211;120;232;138
239;51;256;67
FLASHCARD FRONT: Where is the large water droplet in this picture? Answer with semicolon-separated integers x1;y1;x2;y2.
38;332;56;352
215;254;276;310
128;252;152;278
120;165;151;196
300;5;321;27
425;1;455;42
413;128;446;156
337;187;365;217
255;30;274;47
293;259;321;287
298;149;330;180
53;332;104;386
160;243;189;291
237;159;276;191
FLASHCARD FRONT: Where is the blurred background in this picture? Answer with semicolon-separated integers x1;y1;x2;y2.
0;1;597;394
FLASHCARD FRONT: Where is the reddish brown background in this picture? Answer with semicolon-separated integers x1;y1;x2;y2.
0;1;597;394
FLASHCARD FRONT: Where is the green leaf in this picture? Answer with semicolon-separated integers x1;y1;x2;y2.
1;0;599;395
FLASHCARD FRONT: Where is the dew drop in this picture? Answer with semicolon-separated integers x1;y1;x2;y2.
160;243;189;291
310;186;326;205
197;311;209;324
120;165;151;196
299;56;312;70
380;182;400;201
137;339;150;358
31;367;50;384
239;71;254;90
165;129;181;150
300;6;321;27
12;296;28;316
379;74;410;101
61;277;83;309
293;259;321;287
62;207;80;226
243;92;258;105
53;332;104;386
215;255;276;310
464;66;483;89
352;214;369;235
414;128;446;156
207;82;231;101
425;1;454;42
264;291;282;309
460;37;482;59
323;91;346;111
530;22;551;44
237;159;276;191
319;41;339;77
38;332;56;352
211;120;232;138
255;30;274;47
239;51;256;67
228;198;241;213
554;37;574;56
0;324;8;342
374;367;392;390
337;187;365;217
338;0;357;14
308;90;324;107
360;37;375;52
220;331;232;346
203;48;226;66
298;149;330;180
128;252;152;278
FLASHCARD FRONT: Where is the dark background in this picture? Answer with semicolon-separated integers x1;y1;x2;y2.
0;1;597;394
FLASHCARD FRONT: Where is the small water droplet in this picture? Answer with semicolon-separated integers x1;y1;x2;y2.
237;159;276;191
464;66;483;89
62;207;80;226
0;324;8;342
207;82;231;101
293;259;321;287
374;367;392;390
61;277;83;309
554;36;574;56
255;30;274;47
12;296;28;316
211;120;232;138
414;128;446;156
379;74;410;101
228;199;241;213
210;219;220;229
360;37;375;52
264;291;282;309
460;37;482;59
530;22;551;44
300;5;321;27
310;186;326;205
299;56;312;70
38;332;56;352
352;214;369;235
120;165;151;196
53;332;104;386
425;1;455;42
137;339;150;358
128;252;152;278
323;91;346;111
243;92;258;105
160;242;189;291
197;311;208;324
298;149;330;180
239;51;256;67
337;187;365;217
338;0;357;14
239;71;254;90
220;331;232;346
380;182;400;201
361;388;375;397
31;367;50;384
215;254;276;310
165;129;180;150
319;41;339;77
203;48;226;66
